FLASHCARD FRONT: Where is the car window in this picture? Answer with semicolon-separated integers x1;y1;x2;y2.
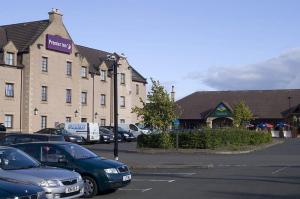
1;136;17;145
60;144;98;160
41;145;64;163
129;124;138;131
16;145;41;161
15;136;35;144
49;136;64;142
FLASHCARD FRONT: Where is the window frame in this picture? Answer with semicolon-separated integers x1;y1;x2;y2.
41;57;48;72
120;73;126;85
81;66;88;78
136;84;139;95
81;91;87;105
4;114;13;129
100;70;107;81
100;94;106;106
41;116;47;129
66;61;72;76
120;96;125;108
66;89;72;104
100;119;106;126
5;83;14;97
5;52;14;65
41;86;48;101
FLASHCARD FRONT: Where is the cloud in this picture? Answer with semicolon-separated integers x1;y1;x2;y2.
186;49;300;90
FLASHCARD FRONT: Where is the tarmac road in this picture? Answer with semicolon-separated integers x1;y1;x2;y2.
88;139;300;199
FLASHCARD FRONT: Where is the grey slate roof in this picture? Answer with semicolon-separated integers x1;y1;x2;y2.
176;89;300;120
0;20;50;52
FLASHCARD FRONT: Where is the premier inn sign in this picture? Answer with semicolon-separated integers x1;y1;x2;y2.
46;34;72;54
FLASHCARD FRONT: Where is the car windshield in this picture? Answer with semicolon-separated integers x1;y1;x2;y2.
0;148;40;170
99;128;112;134
60;144;98;160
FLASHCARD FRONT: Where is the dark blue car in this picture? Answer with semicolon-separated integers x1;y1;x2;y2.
0;177;46;199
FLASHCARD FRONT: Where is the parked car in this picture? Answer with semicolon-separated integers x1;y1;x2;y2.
0;133;64;146
13;142;132;198
103;126;136;142
99;127;122;143
0;123;6;132
0;177;46;199
119;123;151;137
57;123;100;143
0;146;84;199
35;128;83;144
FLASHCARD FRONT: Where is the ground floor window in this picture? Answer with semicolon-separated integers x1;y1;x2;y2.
100;119;106;126
41;116;47;129
81;118;87;122
4;114;13;128
120;119;125;124
66;117;71;122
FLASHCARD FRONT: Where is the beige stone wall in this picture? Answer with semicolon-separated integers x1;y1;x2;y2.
131;81;147;124
0;66;22;131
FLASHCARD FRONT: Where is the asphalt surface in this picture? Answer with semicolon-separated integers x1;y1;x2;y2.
87;139;300;199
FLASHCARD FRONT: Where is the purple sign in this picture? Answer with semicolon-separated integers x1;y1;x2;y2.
46;34;72;54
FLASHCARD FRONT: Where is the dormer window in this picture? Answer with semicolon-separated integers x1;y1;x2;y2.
5;52;14;65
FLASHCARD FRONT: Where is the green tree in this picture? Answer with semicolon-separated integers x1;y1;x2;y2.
132;78;178;132
233;101;253;127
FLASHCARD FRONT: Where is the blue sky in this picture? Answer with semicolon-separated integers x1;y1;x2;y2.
2;0;300;99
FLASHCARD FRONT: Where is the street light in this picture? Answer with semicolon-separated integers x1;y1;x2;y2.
74;110;79;117
94;112;98;119
34;108;39;115
107;53;119;161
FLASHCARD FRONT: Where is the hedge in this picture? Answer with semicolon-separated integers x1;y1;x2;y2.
137;128;272;149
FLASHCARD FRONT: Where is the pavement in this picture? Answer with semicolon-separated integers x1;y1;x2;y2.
86;139;284;169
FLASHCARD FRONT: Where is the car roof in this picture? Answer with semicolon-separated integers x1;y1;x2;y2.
11;141;71;146
4;133;62;137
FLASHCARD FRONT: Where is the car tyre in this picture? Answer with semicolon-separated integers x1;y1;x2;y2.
83;176;98;198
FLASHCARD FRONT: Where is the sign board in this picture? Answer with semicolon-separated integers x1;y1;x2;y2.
210;103;232;117
46;34;72;54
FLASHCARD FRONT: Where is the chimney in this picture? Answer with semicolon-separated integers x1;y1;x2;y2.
171;85;175;102
48;8;63;23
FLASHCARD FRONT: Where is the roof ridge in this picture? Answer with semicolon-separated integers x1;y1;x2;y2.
196;89;300;93
76;44;111;55
0;19;49;28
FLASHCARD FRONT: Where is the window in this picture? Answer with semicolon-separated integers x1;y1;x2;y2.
41;57;48;72
66;89;72;103
41;145;63;163
41;116;47;129
120;119;125;124
136;84;139;95
5;83;14;97
81;66;88;78
66;61;72;76
100;119;106;126
5;52;14;65
120;73;125;85
4;115;13;128
41;86;48;101
120;96;125;107
81;118;87;122
100;70;106;81
100;94;106;106
66;117;71;122
81;92;87;105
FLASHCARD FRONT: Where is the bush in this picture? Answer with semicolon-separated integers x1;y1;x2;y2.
137;128;272;149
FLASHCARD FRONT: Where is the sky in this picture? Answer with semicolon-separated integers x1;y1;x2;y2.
1;0;300;100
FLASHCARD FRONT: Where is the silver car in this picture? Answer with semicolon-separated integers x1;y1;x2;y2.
0;146;84;199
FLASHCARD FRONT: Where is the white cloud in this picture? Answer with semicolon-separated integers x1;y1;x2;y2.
186;49;300;90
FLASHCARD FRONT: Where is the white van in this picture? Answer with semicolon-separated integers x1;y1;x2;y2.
61;122;100;143
119;123;151;137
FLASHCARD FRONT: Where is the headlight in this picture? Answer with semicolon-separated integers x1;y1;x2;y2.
69;136;76;140
77;175;83;182
104;168;118;174
123;133;129;137
103;135;108;138
39;180;61;187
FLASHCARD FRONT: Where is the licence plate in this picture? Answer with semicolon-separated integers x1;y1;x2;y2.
65;185;79;193
123;175;131;181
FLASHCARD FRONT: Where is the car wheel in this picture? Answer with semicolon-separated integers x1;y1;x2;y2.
83;176;98;198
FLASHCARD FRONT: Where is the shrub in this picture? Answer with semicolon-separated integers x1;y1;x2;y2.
137;128;272;149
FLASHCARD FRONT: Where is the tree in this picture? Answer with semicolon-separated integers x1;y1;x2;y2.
132;78;178;132
233;101;253;127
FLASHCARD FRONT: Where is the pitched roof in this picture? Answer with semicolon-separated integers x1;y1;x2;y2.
0;20;50;52
76;44;147;83
176;89;300;120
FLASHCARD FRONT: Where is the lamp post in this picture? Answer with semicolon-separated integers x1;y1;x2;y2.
34;108;39;115
74;110;79;118
107;53;119;160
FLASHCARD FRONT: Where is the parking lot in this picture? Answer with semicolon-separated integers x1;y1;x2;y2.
88;139;300;199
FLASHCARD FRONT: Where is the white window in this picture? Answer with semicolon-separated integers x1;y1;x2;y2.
66;89;72;103
66;117;71;122
81;66;88;78
41;86;48;101
100;94;106;106
81;92;87;104
4;115;13;128
120;119;125;124
5;52;14;65
120;73;125;85
100;119;106;126
42;57;48;72
100;70;106;81
5;83;14;97
41;116;47;129
66;61;72;76
120;96;125;107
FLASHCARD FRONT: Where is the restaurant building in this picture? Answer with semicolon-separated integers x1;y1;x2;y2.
177;89;300;129
0;9;147;132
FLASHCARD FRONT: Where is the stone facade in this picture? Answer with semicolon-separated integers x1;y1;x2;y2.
0;9;147;132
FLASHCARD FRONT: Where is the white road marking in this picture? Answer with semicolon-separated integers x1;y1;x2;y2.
272;167;288;175
133;179;175;183
119;188;153;192
218;164;247;167
147;172;196;176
